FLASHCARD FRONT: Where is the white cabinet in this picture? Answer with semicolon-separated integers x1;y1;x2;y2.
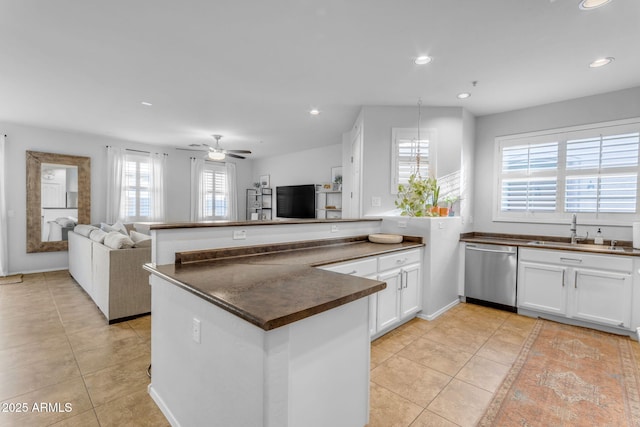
518;248;633;329
518;261;567;316
320;258;378;336
320;248;423;338
376;250;422;334
573;268;631;328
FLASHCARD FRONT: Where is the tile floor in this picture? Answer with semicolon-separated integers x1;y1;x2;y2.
2;270;635;426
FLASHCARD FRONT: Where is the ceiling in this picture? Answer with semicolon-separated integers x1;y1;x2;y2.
1;0;639;158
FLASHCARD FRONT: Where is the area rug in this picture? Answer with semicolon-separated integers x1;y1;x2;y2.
0;274;23;285
479;319;640;426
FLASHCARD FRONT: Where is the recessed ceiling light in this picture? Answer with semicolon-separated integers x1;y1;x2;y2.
579;0;612;10
309;108;321;116
589;57;614;68
141;101;153;106
414;56;432;65
457;93;471;99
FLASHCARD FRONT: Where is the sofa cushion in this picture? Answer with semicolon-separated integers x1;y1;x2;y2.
103;231;135;249
130;230;152;248
89;228;108;243
74;224;98;237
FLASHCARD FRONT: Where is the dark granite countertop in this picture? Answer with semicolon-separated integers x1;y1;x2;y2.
460;232;640;256
144;236;424;331
142;218;382;230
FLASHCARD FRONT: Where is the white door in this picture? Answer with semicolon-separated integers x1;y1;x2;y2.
572;268;632;327
349;125;362;218
377;269;401;331
517;261;567;315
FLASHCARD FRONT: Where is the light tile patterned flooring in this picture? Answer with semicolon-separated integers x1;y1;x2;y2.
3;270;635;426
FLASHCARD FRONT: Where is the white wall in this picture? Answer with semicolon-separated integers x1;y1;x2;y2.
251;144;342;219
359;106;469;217
473;86;640;241
0;122;252;274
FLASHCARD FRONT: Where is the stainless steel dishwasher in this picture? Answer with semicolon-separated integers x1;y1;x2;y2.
464;243;517;312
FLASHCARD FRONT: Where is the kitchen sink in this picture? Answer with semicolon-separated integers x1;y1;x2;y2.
526;240;629;252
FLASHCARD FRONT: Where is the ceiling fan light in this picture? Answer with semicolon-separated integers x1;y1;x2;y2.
579;0;612;10
414;55;432;65
208;151;226;161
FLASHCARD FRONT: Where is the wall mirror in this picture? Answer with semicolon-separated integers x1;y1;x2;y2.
26;151;91;253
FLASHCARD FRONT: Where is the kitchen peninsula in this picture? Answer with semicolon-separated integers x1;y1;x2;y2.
142;219;424;427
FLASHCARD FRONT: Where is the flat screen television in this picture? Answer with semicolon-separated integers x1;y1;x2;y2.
276;184;316;219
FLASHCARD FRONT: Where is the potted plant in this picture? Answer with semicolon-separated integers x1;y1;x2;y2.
395;173;438;217
441;194;459;217
333;175;342;191
430;184;441;215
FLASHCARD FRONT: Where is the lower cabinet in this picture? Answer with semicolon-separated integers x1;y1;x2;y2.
518;248;633;329
320;248;423;338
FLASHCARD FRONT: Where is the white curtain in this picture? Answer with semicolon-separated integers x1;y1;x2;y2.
106;146;125;223
150;153;167;221
226;162;238;221
0;135;8;276
190;158;205;221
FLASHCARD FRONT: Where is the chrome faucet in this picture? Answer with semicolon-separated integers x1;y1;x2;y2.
570;214;588;244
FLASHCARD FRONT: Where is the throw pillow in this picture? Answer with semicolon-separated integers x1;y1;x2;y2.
130;230;152;248
100;222;128;235
103;231;135;249
74;224;98;237
56;217;76;227
89;229;108;243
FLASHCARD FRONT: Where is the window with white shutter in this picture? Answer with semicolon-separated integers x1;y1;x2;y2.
494;118;640;224
202;165;228;220
122;153;151;221
391;128;437;193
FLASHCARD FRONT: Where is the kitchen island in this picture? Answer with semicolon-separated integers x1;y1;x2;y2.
143;230;424;427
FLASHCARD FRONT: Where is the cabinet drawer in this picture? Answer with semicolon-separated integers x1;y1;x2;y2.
320;257;378;277
519;248;632;272
378;249;422;272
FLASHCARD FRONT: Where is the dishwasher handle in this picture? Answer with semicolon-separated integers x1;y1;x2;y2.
466;245;517;255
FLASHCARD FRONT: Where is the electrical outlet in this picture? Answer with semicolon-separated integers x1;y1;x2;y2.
331;225;339;233
438;222;444;229
371;196;381;207
233;230;247;240
192;318;201;343
397;221;407;228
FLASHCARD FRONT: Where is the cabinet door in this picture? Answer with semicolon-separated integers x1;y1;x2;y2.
572;268;632;327
517;261;567;315
377;269;402;331
400;263;421;318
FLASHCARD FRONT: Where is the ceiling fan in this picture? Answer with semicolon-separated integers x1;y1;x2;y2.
180;135;252;160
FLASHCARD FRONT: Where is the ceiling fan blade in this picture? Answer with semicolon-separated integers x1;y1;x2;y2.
176;147;208;152
225;149;252;154
225;153;246;159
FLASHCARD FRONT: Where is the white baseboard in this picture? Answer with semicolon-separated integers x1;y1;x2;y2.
417;299;460;321
10;266;70;276
636;327;640;342
148;384;180;427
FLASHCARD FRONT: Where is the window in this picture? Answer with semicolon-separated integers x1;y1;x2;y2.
495;118;640;224
122;154;151;221
190;159;236;221
202;164;228;220
391;128;437;193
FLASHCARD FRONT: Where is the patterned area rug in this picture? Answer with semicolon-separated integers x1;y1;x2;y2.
480;319;640;426
0;274;23;285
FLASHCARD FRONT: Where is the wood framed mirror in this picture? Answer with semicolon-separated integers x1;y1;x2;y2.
26;151;91;253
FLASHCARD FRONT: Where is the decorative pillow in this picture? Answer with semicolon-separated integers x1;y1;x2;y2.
56;217;76;227
130;230;152;248
100;222;128;235
89;229;108;243
103;231;135;249
74;224;98;237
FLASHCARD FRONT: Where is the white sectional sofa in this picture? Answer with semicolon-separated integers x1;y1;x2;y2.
68;228;151;323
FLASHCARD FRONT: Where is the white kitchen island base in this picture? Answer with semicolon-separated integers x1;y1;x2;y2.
148;274;371;427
